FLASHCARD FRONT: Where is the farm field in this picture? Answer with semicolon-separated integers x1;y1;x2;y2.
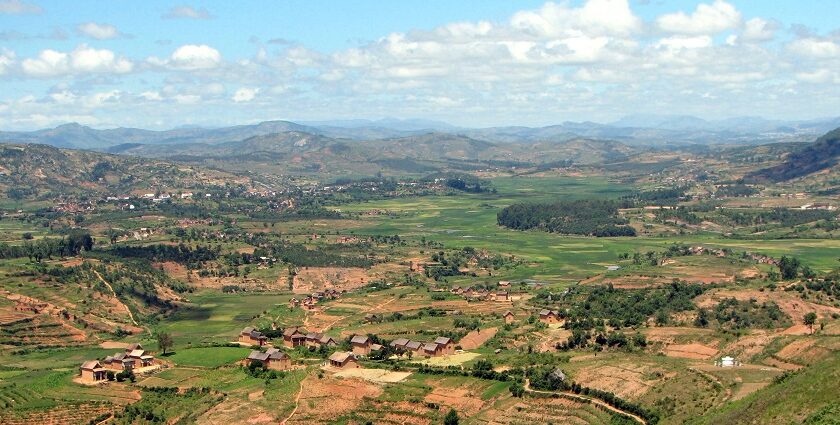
1;175;838;424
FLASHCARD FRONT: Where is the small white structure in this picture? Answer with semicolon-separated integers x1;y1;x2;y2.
717;356;739;367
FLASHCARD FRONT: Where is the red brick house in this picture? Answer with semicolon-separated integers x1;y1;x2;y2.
239;327;269;346
328;351;360;369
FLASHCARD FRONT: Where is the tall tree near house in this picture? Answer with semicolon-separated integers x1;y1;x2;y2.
803;312;817;334
444;409;459;425
156;331;174;354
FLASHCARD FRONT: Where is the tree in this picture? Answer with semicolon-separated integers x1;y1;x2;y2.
444;409;459;425
156;331;174;354
778;256;801;280
804;312;817;334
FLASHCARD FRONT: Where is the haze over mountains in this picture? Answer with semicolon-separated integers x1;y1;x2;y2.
2;114;839;152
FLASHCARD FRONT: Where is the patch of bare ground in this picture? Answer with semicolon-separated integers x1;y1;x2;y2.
724;331;775;359
762;357;803;370
731;382;770;401
695;288;840;324
665;343;719;360
99;341;130;349
459;327;498;350
288;267;372;294
535;326;572;353
197;398;273;425
572;364;666;399
775;337;840;365
599;275;672;288
424;387;487;417
485;397;605;425
286;376;382;424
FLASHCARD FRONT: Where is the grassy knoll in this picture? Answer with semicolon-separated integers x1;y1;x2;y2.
166;346;251;368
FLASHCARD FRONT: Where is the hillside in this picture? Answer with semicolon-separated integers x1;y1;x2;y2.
695;352;840;425
0;144;242;200
747;127;840;182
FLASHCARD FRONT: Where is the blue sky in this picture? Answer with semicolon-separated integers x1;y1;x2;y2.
1;0;839;130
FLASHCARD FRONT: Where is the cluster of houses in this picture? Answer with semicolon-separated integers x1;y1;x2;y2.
79;343;156;383
244;347;292;371
451;287;511;302
239;327;270;346
288;289;343;311
388;336;455;358
281;327;339;349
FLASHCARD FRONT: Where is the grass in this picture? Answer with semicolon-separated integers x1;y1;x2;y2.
156;291;294;346
166;346;251;368
335;176;840;283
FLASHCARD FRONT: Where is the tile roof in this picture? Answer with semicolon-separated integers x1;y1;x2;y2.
350;335;370;345
329;351;355;363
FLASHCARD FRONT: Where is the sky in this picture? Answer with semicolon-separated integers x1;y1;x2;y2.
0;0;839;130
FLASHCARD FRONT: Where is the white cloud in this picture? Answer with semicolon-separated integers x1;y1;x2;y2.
162;5;212;20
788;38;840;59
511;0;642;37
741;18;778;42
165;44;222;70
655;35;713;50
139;91;163;101
0;0;42;15
21;45;133;77
656;0;741;35
232;87;259;102
0;49;14;75
76;22;123;40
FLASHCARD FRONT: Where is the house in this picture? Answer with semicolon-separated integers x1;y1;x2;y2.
80;360;107;382
305;332;338;349
433;337;455;355
328;351;360;369
421;342;441;357
245;348;292;371
103;353;134;371
125;343;143;352
283;327;307;348
498;281;510;288
539;309;561;324
494;291;510;302
503;311;515;324
288;298;300;309
350;334;372;355
239;327;269;346
127;349;155;367
389;338;410;351
404;340;423;355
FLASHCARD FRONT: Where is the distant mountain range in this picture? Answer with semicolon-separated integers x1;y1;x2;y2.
2;114;839;151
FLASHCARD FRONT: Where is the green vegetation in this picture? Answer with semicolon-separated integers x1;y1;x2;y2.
498;199;636;236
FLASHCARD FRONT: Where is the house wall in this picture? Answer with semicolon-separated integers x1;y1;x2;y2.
352;344;370;356
267;359;292;371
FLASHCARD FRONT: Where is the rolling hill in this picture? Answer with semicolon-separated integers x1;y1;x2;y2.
747;127;840;182
0;143;243;200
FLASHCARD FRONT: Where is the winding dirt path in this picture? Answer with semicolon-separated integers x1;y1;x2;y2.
93;270;139;326
523;379;647;425
280;375;307;424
